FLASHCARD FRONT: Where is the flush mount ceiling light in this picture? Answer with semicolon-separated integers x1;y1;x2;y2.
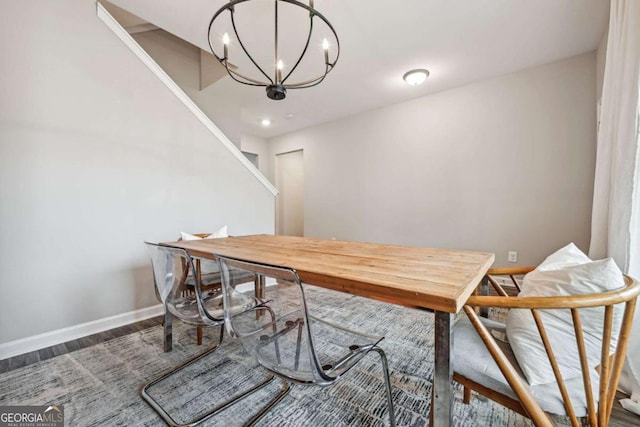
261;118;271;126
403;69;430;86
208;0;340;101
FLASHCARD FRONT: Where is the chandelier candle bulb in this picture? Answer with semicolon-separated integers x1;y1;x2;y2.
277;60;284;82
323;38;329;64
222;32;229;59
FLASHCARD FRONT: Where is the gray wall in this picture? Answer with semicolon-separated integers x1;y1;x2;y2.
267;53;597;267
131;28;247;145
240;134;270;177
0;1;274;344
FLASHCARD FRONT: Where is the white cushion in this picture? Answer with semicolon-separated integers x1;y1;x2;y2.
180;225;228;241
506;243;624;386
179;226;228;274
208;225;228;238
534;242;591;271
455;316;599;416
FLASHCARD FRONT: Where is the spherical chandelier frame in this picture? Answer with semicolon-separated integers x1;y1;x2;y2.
207;0;340;100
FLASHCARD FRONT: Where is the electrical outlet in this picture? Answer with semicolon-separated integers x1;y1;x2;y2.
508;251;518;263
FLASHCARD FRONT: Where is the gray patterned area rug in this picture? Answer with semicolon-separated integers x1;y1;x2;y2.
0;286;535;426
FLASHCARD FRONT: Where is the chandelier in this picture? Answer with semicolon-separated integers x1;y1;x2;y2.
207;0;340;100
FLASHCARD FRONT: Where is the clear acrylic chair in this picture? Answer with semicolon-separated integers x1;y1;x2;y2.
142;243;289;427
178;232;233;346
216;254;396;426
146;242;225;353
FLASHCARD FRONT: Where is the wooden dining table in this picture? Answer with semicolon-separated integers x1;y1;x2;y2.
162;234;494;426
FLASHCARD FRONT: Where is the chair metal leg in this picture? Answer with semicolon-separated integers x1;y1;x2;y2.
218;322;225;343
142;325;288;427
142;341;224;427
265;305;282;364
372;347;396;427
244;382;291;427
294;320;303;371
164;309;173;353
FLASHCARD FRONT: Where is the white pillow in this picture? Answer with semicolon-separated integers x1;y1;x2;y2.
179;226;228;275
208;225;228;238
180;225;228;241
535;242;591;271
506;243;624;386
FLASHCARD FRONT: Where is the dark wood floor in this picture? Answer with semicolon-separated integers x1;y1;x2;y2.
0;316;162;374
1;314;639;426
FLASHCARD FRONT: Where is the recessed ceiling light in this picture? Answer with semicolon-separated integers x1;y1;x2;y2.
286;113;294;119
403;69;430;86
261;118;271;127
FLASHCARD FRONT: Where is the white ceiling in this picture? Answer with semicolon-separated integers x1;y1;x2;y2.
105;0;609;139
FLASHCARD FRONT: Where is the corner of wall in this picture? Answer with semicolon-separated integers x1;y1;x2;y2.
596;25;609;102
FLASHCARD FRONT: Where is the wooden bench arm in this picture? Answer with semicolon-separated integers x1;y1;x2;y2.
468;275;640;309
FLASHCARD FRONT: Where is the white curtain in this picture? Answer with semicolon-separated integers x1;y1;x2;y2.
588;0;640;414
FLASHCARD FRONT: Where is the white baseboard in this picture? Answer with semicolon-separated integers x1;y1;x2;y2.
0;278;278;361
0;304;164;361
